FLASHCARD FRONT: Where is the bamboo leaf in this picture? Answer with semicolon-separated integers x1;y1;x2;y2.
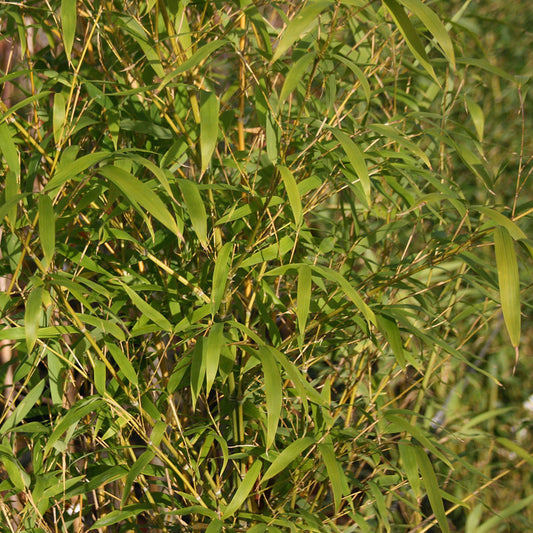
212;242;232;317
61;0;77;61
278;165;303;226
190;338;206;410
398;439;421;498
25;286;43;353
496;437;533;467
465;96;484;142
331;128;371;205
297;264;312;338
178;179;208;247
240;236;294;268
271;2;332;63
279;52;316;104
53;92;66;145
262;437;314;482
38;194;55;269
395;0;455;68
0;121;20;177
200;91;220;173
107;344;139;387
205;322;225;395
494;226;521;347
222;460;262;519
121;450;155;508
412;446;450;533
257;346;282;450
0;379;45;435
118;281;173;333
377;314;406;367
318;438;346;512
99;165;183;241
382;0;439;84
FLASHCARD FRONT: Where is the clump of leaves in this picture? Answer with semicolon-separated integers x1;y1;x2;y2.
0;0;531;532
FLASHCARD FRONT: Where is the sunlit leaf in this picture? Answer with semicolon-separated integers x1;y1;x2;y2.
200;91;220;173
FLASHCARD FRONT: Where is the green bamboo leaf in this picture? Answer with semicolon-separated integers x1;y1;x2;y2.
494;226;521;347
200;91;220;173
271;2;332;63
5;171;19;224
395;0;455;68
178;179;208;247
118;281;173;333
190;338;206;410
331;129;371;205
222;459;262;519
279;52;316;104
332;53;371;103
0;379;45;435
94;359;106;396
121;450;155;507
266;111;279;164
412;446;450;533
46;346;65;405
0;121;20;177
44;151;112;193
368;481;390;531
205;519;224;533
297;264;312;338
0;443;31;490
465;96;484;142
205;322;225;395
212;242;232;317
159;40;229;91
262;437;314;482
369;123;431;168
89;506;151;530
384;412;452;467
311;265;376;326
99;165;183;241
25;286;43;353
38;194;55;269
53;92;66;145
278;165;303;226
107;344;139;387
382;0;438;84
398;439;421;498
44;397;103;456
61;0;77;61
257;346;282;450
377;314;406;367
318;438;346;512
475;206;527;240
496;437;533;467
240;235;294;268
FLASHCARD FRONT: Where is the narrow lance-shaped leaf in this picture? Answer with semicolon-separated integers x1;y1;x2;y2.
107;344;139;387
178;179;208;248
257;346;282;450
61;0;77;61
0;121;20;178
412;446;450;533
200;91;220;173
25;286;43;353
262;437;314;482
382;0;439;84
395;0;455;68
38;194;55;269
279;53;316;104
53;92;66;145
278;165;303;226
212;242;232;317
205;322;225;396
331;129;371;205
99;165;183;241
297;264;311;338
494;226;521;347
222;460;262;519
271;2;332;63
318;437;347;512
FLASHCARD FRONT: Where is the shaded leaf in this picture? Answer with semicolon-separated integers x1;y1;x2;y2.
178;179;208;247
205;322;225;395
222;460;262;519
262;437;314;482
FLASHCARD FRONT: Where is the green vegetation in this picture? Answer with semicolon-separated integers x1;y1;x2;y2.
0;0;531;531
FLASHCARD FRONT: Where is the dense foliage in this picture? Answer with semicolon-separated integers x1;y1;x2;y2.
0;0;531;531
